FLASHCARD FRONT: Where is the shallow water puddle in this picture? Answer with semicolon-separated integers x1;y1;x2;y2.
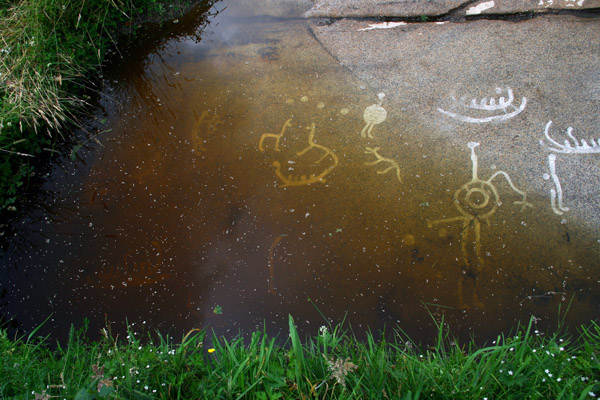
1;1;598;343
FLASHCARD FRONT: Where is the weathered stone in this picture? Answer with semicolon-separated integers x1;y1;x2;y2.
305;0;600;17
305;0;466;18
309;15;600;224
463;0;600;15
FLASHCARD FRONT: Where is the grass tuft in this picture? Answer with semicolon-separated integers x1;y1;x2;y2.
1;315;598;399
0;0;211;211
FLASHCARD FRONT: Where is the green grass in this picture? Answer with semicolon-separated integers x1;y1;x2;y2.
1;316;598;399
0;0;209;211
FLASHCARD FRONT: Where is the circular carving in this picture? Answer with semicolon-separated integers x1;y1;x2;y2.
453;180;499;219
363;104;387;125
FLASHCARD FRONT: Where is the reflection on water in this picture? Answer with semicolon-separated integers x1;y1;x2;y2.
0;0;598;345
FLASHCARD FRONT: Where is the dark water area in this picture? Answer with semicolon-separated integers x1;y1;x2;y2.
1;0;598;346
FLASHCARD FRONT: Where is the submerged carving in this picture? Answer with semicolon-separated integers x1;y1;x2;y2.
361;93;387;138
437;87;526;123
259;118;291;153
259;119;339;187
91;240;170;289
364;147;402;182
428;142;532;308
191;110;222;152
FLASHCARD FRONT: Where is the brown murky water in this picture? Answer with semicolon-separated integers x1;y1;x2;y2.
1;1;598;344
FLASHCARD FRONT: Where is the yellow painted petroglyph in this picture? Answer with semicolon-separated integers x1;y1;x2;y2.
360;93;387;139
191;110;222;152
259;118;292;153
427;142;532;308
260;119;339;187
364;147;402;182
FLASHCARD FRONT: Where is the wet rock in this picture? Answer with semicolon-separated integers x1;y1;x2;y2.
224;0;313;18
309;14;600;225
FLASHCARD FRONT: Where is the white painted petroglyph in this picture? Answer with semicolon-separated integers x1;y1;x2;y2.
466;1;495;15
540;121;599;154
428;142;531;269
539;0;585;7
437;87;526;123
543;154;569;215
540;121;597;216
361;93;387;139
359;22;406;31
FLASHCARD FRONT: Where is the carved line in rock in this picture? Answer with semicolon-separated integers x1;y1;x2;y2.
364;147;402;182
361;92;387;138
540;121;598;215
191;110;223;153
427;142;532;308
543;154;569;215
259;118;339;187
428;141;532;268
540;121;599;154
437;87;526;123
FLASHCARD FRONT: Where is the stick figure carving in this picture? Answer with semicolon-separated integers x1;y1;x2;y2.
360;93;387;139
543;154;569;215
539;121;599;215
427;142;532;308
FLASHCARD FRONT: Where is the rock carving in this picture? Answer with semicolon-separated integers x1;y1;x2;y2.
543;154;569;215
540;120;598;215
428;142;532;308
361;93;387;138
428;142;532;267
437;87;526;123
364;147;402;182
259;119;339;187
540;121;599;154
191;110;222;153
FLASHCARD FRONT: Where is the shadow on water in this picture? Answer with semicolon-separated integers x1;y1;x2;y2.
1;0;598;345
